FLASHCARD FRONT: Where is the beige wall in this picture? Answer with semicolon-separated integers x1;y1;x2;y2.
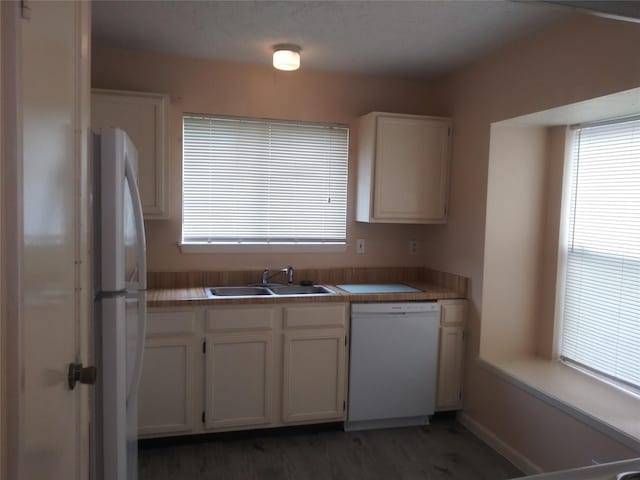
427;13;640;470
464;368;639;472
92;11;640;471
92;47;443;271
481;124;548;361
538;126;568;359
481;124;569;362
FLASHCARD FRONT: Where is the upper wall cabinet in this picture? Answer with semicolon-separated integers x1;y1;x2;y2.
91;89;170;219
356;112;451;223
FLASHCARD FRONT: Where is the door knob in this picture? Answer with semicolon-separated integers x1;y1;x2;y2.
68;363;97;390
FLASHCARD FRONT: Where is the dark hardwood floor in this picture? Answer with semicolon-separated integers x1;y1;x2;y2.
139;418;523;480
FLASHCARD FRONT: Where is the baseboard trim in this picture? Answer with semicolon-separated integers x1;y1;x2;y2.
457;412;543;476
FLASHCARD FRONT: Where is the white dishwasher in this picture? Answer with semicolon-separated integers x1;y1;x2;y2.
345;302;440;431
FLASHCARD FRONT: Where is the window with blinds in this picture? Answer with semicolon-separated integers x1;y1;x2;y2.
182;114;348;245
560;116;640;392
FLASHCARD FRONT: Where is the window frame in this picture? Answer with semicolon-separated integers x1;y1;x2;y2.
556;115;640;395
179;113;350;252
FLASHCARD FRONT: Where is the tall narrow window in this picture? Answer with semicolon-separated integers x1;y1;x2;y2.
561;117;640;391
182;114;348;245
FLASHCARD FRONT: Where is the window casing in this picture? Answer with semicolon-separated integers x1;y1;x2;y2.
560;117;640;392
182;114;348;245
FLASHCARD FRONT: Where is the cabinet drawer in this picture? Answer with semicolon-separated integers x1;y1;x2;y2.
439;300;467;326
283;304;347;329
146;311;196;337
206;306;276;332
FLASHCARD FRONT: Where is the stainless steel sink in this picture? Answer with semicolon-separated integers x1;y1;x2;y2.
268;285;335;295
205;284;336;298
206;286;274;297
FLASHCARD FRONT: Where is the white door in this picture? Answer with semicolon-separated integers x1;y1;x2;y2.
125;293;146;480
436;325;465;410
96;128;147;479
204;334;273;430
373;115;450;221
91;90;170;219
138;337;196;436
4;1;92;479
98;128;146;292
282;330;346;423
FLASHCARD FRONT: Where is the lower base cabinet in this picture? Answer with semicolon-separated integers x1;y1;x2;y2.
139;302;348;438
138;310;198;436
435;299;467;411
281;303;348;423
139;299;465;438
282;329;346;423
204;333;273;429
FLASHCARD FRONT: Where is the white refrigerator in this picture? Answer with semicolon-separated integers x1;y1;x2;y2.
93;128;147;480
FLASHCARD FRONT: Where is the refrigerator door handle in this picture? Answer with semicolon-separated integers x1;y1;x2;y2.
125;154;147;290
126;292;147;404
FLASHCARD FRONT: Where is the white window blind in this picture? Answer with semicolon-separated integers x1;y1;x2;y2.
182;114;348;244
561;117;640;391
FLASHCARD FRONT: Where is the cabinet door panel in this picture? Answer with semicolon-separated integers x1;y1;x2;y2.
436;325;464;410
91;90;169;218
138;338;195;436
374;116;449;221
282;330;346;423
205;334;273;429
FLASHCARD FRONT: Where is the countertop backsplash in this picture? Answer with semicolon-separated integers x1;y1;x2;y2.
147;266;468;298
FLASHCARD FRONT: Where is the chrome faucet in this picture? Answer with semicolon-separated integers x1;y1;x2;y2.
261;265;294;285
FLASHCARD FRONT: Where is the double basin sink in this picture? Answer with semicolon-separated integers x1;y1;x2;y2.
206;284;336;298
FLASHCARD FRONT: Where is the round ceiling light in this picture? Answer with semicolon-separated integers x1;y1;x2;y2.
273;44;301;71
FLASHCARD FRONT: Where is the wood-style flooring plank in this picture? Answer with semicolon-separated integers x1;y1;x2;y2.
139;419;522;480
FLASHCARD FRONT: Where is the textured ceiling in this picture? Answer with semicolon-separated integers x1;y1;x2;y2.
92;0;572;79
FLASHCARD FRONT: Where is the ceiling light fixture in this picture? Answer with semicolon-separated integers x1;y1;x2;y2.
273;44;301;71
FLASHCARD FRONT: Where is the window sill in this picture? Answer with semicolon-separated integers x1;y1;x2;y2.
479;355;640;450
179;243;348;254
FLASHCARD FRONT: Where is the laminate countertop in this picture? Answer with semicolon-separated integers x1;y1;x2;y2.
147;282;465;308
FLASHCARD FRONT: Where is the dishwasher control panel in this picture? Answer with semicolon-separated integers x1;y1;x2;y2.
351;301;439;315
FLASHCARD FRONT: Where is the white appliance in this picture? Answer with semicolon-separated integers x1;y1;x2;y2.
93;128;147;480
346;302;440;431
513;459;640;480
